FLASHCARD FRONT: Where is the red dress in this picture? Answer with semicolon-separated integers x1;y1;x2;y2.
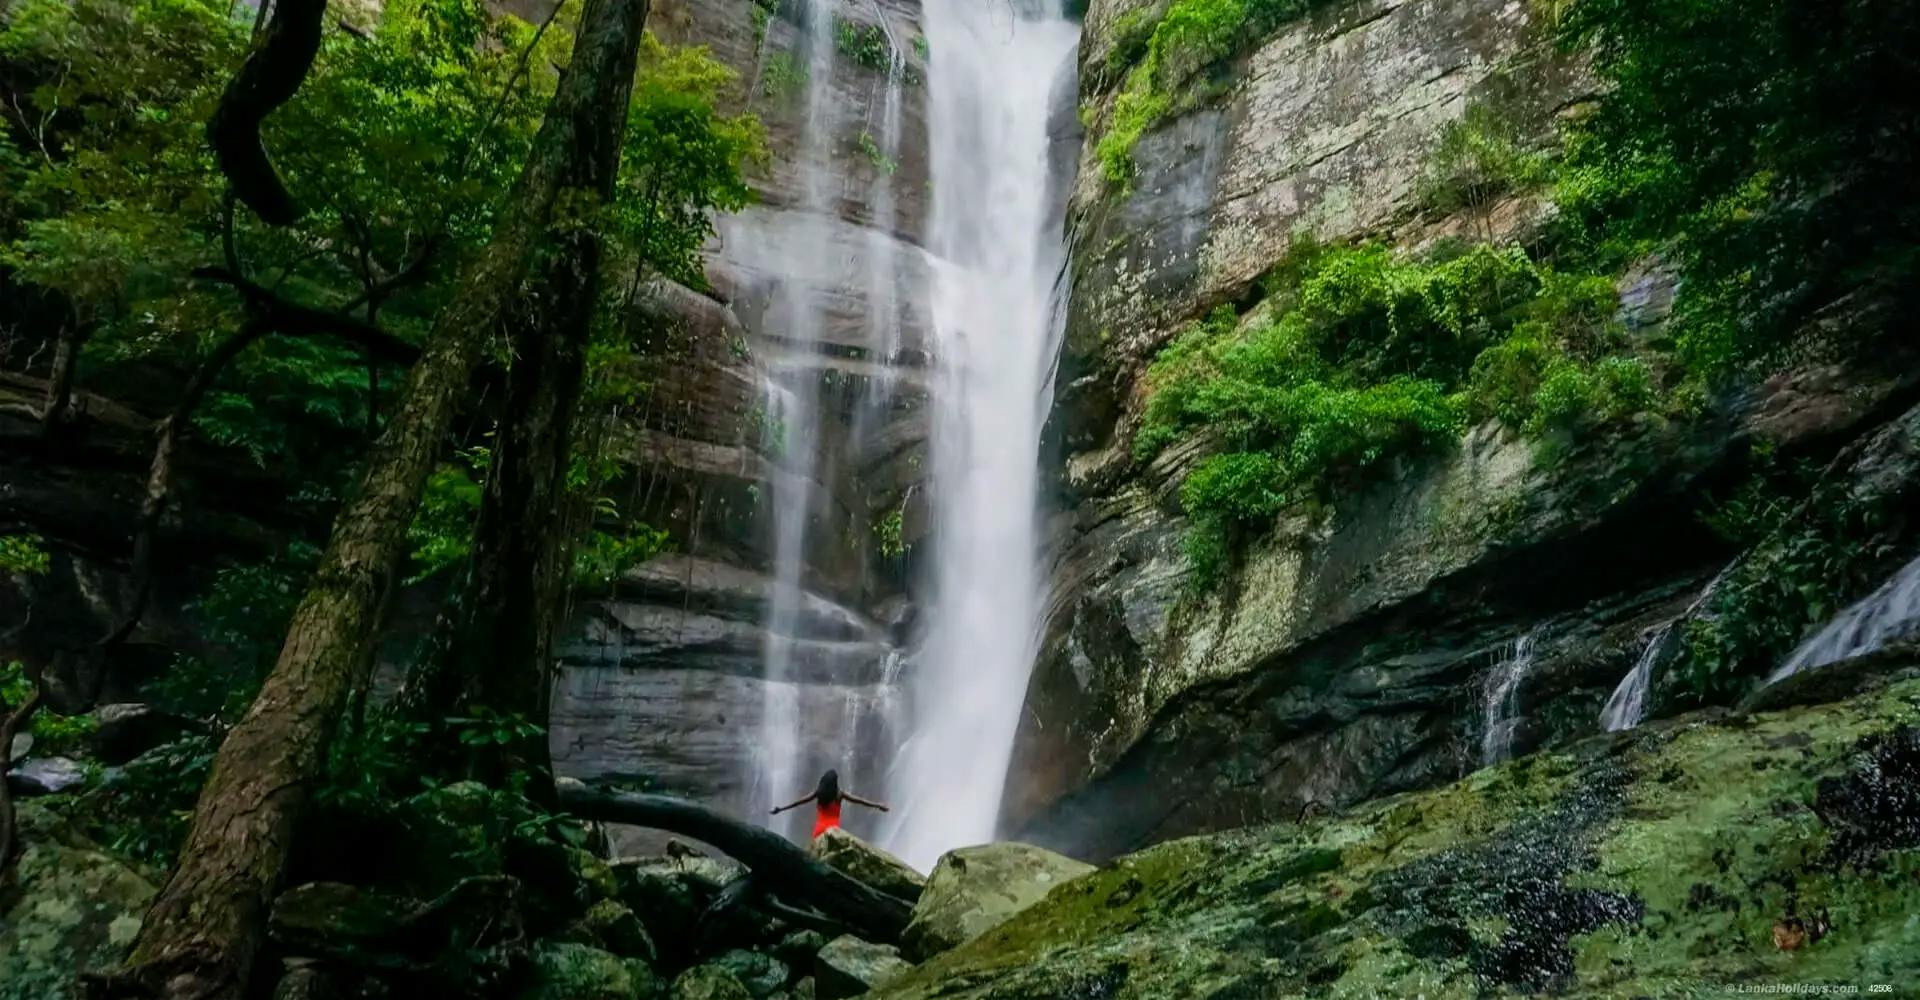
812;798;842;838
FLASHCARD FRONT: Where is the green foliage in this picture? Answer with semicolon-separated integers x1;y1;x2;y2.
146;545;319;723
1138;236;1678;587
874;506;906;559
613;35;766;288
858;131;898;175
447;706;545;749
833;17;891;70
82;734;217;863
1669;457;1894;703
406;446;490;583
0;533;50;575
1417;102;1553;217
1092;0;1336;183
760;52;806;99
1551;0;1920;379
572;519;671;589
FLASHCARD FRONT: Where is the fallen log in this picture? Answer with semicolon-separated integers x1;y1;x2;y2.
557;784;911;943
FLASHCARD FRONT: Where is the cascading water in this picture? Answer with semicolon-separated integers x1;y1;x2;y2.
1480;630;1539;766
1596;565;1733;733
1598;624;1673;732
879;0;1079;869
1766;550;1920;685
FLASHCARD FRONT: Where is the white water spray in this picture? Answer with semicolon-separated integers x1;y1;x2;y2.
1598;624;1672;733
880;0;1079;869
1766;550;1920;685
1480;630;1539;766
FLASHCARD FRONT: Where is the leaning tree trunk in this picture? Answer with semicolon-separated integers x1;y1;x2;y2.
437;204;611;787
88;0;652;995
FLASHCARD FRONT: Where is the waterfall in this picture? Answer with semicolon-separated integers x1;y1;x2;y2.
879;0;1079;869
1766;550;1920;685
1594;564;1734;733
733;0;848;833
1480;630;1539;766
1598;624;1674;732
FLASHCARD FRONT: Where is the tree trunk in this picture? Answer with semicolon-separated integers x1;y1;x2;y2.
438;187;608;787
39;322;85;434
558;785;915;943
88;0;651;994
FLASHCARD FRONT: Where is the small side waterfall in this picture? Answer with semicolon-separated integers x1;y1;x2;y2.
1596;565;1735;733
1480;630;1540;766
879;0;1079;869
1599;624;1675;732
1766;550;1920;685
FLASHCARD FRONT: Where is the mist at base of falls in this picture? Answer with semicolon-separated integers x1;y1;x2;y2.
876;0;1080;870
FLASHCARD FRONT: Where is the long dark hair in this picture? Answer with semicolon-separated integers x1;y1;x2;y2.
814;769;841;805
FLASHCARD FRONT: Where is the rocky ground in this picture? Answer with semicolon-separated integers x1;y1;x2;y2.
9;647;1920;998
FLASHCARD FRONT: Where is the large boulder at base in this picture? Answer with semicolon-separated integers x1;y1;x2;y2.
519;941;665;1000
811;828;925;903
0;802;155;1000
899;844;1093;961
870;672;1920;998
670;963;754;1000
711;948;788;998
90;703;193;765
814;936;912;999
566;898;657;962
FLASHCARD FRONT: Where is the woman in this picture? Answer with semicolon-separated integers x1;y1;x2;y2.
771;769;888;838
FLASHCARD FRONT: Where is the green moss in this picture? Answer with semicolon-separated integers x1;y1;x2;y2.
872;677;1920;999
1092;0;1339;183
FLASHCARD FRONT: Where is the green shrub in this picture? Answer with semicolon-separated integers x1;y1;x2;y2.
1417;103;1553;216
833;17;890;70
1093;0;1336;183
1137;237;1669;588
1467;328;1557;426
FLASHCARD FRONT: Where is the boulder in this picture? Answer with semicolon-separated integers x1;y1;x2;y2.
670;964;754;1000
771;929;828;969
813;936;912;999
711;948;787;998
519;941;665;1000
90;703;192;765
612;859;704;959
569;898;656;962
810;828;925;903
899;844;1092;961
6;755;87;795
0;802;156;1000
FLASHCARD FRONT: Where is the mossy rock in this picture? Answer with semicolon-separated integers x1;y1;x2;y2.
518;941;665;1000
711;948;788;998
811;828;925;903
814;936;912;999
566;899;657;962
0;802;155;1000
900;843;1095;961
872;675;1920;998
670;963;754;1000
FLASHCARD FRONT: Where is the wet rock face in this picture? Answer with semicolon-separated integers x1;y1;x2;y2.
548;0;935;818
872;675;1920;998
